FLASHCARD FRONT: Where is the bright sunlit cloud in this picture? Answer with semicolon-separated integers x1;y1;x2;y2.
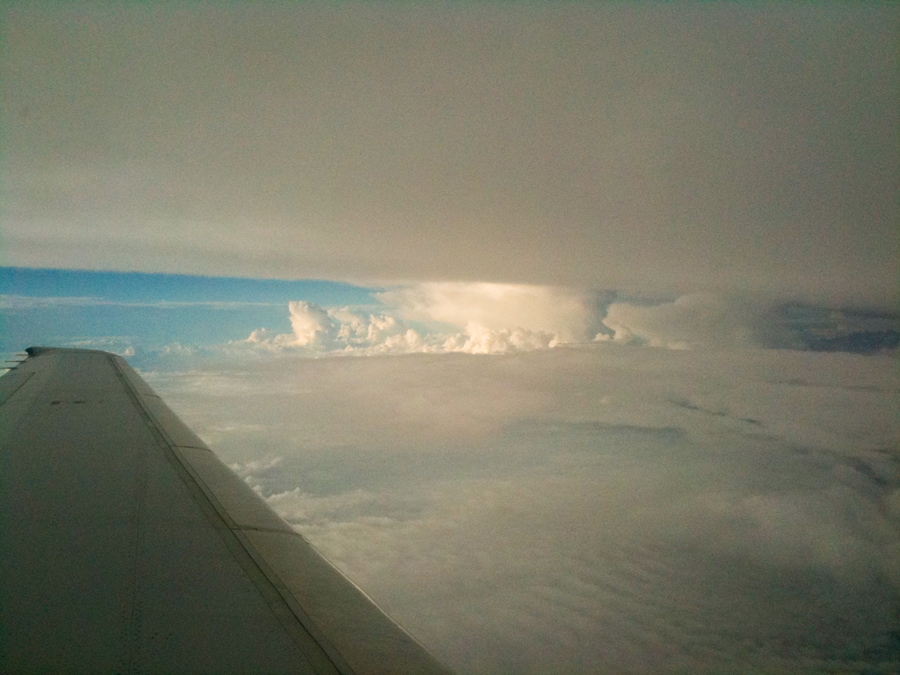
239;283;596;355
378;283;598;342
229;284;898;361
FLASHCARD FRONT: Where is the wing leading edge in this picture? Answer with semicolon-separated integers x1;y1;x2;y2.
0;347;452;675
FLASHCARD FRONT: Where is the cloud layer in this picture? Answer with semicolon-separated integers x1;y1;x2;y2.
4;4;897;304
146;344;900;674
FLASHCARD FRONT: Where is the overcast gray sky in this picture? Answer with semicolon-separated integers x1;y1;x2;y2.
3;2;897;305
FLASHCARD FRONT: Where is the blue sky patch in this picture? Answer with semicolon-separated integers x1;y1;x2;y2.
0;267;381;357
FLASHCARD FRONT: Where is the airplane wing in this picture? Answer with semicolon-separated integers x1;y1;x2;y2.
0;347;452;675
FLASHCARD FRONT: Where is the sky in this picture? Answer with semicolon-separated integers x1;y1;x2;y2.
1;2;899;674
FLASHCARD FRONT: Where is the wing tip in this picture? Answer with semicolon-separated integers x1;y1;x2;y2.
25;346;56;356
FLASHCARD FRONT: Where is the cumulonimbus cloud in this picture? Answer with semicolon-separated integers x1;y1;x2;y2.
243;284;603;355
237;285;898;358
376;282;598;343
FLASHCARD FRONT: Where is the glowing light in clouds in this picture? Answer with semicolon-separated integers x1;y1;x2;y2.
377;282;596;342
242;284;595;355
236;284;897;358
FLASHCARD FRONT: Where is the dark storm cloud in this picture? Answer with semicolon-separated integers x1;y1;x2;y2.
2;2;897;304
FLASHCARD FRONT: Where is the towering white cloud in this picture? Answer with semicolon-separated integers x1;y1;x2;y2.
244;301;426;354
378;282;596;343
242;283;602;355
287;301;336;347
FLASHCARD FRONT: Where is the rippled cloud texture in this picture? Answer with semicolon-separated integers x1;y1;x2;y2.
142;297;899;674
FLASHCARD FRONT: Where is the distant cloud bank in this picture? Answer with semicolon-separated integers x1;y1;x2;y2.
240;286;572;355
236;283;899;358
3;274;895;368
